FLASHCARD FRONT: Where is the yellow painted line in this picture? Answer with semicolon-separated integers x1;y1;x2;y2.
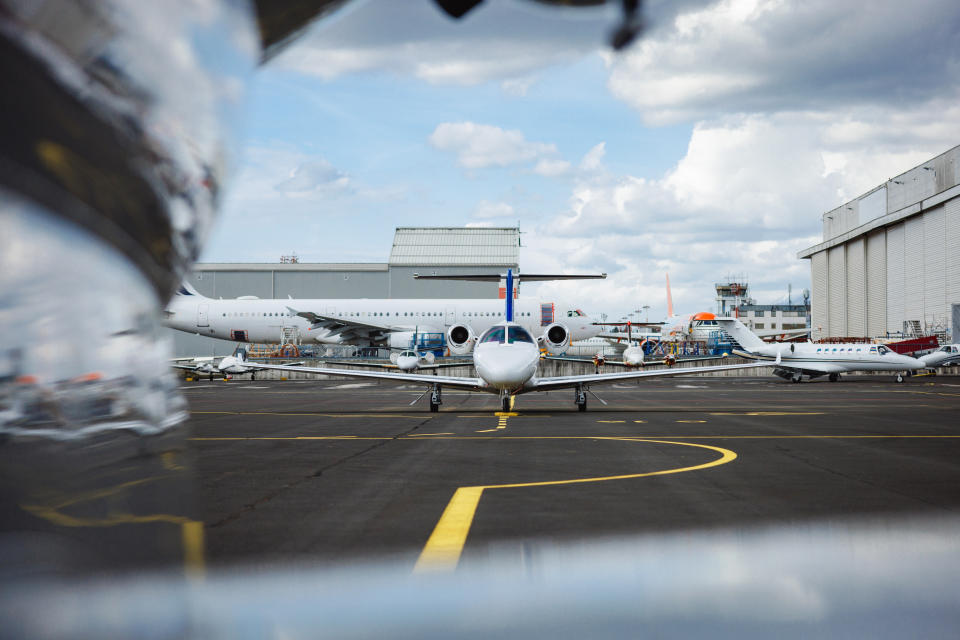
633;420;647;424
475;429;498;433
190;411;425;418
410;433;455;436
190;436;385;441
413;487;484;573
710;412;826;416
676;420;707;423
21;476;205;578
414;439;736;573
597;420;626;423
494;412;518;417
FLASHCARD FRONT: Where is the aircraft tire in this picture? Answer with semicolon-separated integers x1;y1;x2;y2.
577;400;587;412
430;402;439;413
896;373;904;383
501;396;511;412
829;373;839;382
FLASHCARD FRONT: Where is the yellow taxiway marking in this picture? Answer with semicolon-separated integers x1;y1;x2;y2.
494;411;517;430
475;429;498;433
410;432;455;436
676;419;707;423
710;411;826;416
191;436;384;441
597;420;626;423
413;438;736;574
633;420;647;423
191;411;425;418
21;476;205;578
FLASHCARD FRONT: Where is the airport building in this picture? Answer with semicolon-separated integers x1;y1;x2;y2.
798;145;960;342
169;227;520;355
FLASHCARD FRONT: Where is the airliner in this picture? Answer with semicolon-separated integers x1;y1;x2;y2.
246;270;772;411
164;281;600;354
717;318;923;383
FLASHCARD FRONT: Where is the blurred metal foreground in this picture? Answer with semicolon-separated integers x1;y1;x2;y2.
2;516;960;639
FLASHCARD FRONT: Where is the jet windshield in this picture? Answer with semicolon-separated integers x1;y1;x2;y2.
877;345;890;355
508;326;534;344
480;327;506;344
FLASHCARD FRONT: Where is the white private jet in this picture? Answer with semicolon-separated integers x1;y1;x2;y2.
246;271;773;412
919;344;960;369
164;275;603;353
172;346;302;380
717;318;924;383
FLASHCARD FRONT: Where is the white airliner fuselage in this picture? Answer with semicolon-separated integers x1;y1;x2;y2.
165;285;599;349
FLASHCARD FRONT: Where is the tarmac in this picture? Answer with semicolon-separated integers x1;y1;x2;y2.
184;372;960;572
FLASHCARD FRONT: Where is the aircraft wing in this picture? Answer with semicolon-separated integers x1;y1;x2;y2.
287;307;393;342
249;362;487;392
527;361;773;392
325;361;470;371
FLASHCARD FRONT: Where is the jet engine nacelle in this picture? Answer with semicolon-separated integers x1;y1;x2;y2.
539;323;570;356
387;331;417;350
447;324;476;355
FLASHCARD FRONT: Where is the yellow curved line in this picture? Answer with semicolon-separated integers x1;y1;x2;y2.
414;439;736;573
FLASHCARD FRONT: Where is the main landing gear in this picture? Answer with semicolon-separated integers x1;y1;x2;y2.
430;384;442;412
501;395;511;412
895;373;905;383
575;384;587;412
791;373;803;384
828;373;840;382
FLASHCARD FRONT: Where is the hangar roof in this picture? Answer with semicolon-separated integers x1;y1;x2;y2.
389;227;519;266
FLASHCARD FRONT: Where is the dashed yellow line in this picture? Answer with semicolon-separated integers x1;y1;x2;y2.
413;438;736;573
710;412;826;416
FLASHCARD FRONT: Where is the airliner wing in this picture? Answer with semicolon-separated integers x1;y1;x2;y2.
288;307;393;342
249;362;487;392
325;360;470;370
528;361;772;392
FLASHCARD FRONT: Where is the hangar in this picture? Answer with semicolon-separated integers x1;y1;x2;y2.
798;145;960;342
169;227;520;356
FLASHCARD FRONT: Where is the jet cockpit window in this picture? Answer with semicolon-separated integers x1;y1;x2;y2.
877;345;890;355
508;326;534;344
566;309;587;317
941;346;953;352
480;327;506;344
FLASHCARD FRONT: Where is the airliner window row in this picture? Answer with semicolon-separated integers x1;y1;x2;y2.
219;311;534;318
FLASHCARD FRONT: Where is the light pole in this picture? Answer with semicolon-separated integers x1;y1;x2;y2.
642;305;650;322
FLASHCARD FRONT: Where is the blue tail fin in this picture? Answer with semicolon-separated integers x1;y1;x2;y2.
505;269;514;322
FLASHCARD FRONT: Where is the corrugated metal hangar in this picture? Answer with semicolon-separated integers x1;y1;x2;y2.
168;227;520;355
799;145;960;341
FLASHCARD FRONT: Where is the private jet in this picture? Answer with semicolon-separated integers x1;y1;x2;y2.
247;271;772;411
919;344;960;370
717;318;924;383
172;346;302;380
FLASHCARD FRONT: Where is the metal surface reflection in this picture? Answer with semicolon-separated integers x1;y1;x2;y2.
2;516;960;638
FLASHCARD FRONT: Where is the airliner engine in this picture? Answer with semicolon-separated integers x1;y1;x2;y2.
388;331;416;350
539;323;570;356
447;324;476;355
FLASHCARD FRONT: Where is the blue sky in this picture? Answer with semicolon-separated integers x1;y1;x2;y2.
202;0;960;322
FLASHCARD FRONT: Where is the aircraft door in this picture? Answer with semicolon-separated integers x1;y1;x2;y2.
198;303;209;327
445;306;455;325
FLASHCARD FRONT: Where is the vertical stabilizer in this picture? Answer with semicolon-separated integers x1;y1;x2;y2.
505;269;514;322
715;318;766;352
176;281;205;297
665;273;674;318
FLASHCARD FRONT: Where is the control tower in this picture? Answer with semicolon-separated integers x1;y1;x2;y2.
715;275;752;317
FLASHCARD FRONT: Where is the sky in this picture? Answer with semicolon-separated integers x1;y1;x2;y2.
201;0;960;322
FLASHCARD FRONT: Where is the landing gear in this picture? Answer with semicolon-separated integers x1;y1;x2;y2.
828;373;840;382
792;373;803;384
575;385;587;412
895;373;905;383
251;372;256;381
501;395;511;412
430;384;442;412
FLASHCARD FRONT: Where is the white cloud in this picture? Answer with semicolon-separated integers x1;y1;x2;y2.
606;0;960;124
579;142;606;171
533;158;572;177
429;122;559;170
473;200;515;219
501;76;536;97
275;159;349;193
